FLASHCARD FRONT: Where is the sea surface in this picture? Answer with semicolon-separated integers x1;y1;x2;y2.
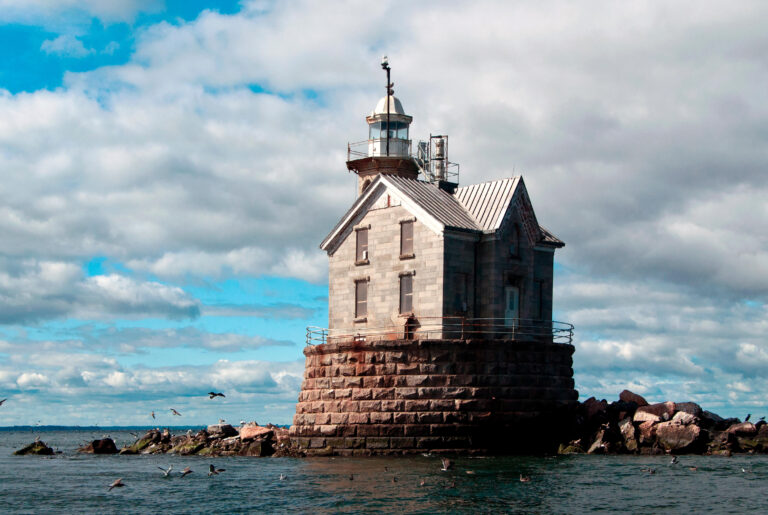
1;428;766;514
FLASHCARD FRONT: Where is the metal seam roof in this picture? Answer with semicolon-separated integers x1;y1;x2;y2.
454;177;519;232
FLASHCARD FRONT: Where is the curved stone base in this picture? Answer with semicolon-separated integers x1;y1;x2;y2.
290;338;578;455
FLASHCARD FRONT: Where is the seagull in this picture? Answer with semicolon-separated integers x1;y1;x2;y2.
208;392;225;399
0;398;6;406
180;467;193;478
349;474;354;481
151;411;155;420
108;478;125;491
392;476;398;483
465;470;475;475
440;458;453;471
170;408;182;416
158;465;173;477
689;466;698;472
745;414;751;422
419;479;426;487
279;473;286;481
670;456;679;465
208;464;226;477
519;474;531;482
218;419;226;424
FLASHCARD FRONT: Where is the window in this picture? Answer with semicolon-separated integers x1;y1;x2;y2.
399;274;413;314
356;228;368;263
355;280;368;318
400;220;414;257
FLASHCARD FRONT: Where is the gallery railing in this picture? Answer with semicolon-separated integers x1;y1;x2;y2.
306;317;573;346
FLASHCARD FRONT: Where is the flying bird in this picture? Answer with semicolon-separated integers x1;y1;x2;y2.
151;411;155;420
158;465;173;477
279;473;286;481
108;478;125;491
0;398;7;406
208;392;225;399
440;458;453;471
180;467;193;478
208;464;226;477
170;408;182;416
670;456;679;465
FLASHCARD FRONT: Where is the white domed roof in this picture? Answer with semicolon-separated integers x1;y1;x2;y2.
372;95;406;116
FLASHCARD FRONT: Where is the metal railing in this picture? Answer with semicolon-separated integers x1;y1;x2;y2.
347;139;413;160
306;317;573;346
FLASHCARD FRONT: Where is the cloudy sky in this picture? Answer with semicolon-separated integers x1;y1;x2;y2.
0;0;766;426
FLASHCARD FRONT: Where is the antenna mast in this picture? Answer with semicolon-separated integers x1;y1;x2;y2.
381;56;393;156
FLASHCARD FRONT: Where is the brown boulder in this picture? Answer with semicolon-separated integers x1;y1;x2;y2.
78;438;118;454
583;397;608;421
619;417;638;452
656;421;703;452
634;401;675;423
239;424;274;441
671;411;697;426
726;421;757;436
619;390;648;407
637;420;657;444
14;441;54;455
674;402;703;417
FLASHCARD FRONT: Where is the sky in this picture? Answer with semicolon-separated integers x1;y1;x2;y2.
0;0;767;426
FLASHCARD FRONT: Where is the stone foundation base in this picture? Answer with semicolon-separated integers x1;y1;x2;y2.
290;338;578;455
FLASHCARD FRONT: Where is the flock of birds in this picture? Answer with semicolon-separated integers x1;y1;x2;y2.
146;392;225;421
106;457;532;492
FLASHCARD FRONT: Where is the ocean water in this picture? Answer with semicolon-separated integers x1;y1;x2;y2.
1;429;766;514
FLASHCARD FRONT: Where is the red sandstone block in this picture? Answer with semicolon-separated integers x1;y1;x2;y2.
387;351;406;363
405;375;429;387
370;412;393;424
331;354;347;364
404;424;431;437
429;399;454;411
444;387;471;398
393;412;417;424
331;377;346;388
349;412;369;424
326;437;345;448
346;377;363;388
335;388;352;399
352;388;372;401
366;437;390;449
318;425;337;436
390;437;416;449
292;414;304;425
338;424;357;437
315;378;330;389
330;413;349;425
417;412;443;424
428;376;448;387
419;364;438;374
415;436;442;448
372;388;394;400
395;387;418;399
309;401;325;413
363;376;384;388
355;364;375;376
340;400;359;412
359;400;382;412
356;425;380;436
404;399;431;411
309;437;327;448
327;400;342;412
345;437;366;449
468;412;493;423
320;390;335;400
442;412;468;424
364;352;384;364
381;400;404;411
294;437;310;448
315;413;331;425
319;355;332;366
397;363;420;374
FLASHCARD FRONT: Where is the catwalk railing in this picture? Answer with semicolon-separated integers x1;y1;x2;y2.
306;317;574;346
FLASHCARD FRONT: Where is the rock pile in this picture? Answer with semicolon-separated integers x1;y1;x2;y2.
78;438;118;454
558;390;768;455
119;423;296;457
13;440;54;455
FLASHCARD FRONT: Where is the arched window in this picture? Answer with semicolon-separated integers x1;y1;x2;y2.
509;224;520;257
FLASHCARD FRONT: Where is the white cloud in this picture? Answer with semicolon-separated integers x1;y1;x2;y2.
40;35;93;57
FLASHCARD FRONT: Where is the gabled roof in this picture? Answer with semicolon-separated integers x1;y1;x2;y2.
320;174;564;252
454;177;520;232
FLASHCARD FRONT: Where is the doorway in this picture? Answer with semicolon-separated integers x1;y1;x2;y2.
504;286;519;328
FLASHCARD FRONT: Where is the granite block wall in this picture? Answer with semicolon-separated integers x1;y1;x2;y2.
290;338;578;455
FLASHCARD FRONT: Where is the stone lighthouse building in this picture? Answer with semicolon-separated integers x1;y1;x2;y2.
291;61;578;455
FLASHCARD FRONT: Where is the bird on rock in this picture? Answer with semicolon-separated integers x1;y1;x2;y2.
108;478;125;491
170;408;182;416
440;458;453;471
180;467;193;478
208;464;226;477
208;392;225;399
